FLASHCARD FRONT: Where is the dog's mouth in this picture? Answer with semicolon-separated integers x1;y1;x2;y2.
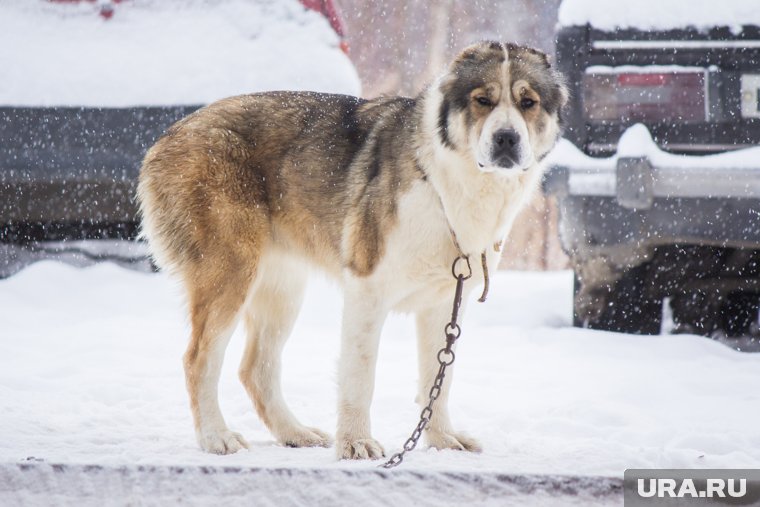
478;159;528;172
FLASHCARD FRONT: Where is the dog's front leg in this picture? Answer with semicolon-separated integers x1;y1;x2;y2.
336;288;388;460
416;303;482;452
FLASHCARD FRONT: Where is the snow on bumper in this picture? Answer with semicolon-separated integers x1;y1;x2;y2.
545;124;760;208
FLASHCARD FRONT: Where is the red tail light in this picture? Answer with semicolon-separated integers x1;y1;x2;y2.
583;69;707;123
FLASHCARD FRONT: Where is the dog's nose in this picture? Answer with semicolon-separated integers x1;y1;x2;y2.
491;129;520;168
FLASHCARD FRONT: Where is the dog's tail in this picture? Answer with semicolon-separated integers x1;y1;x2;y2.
136;139;197;276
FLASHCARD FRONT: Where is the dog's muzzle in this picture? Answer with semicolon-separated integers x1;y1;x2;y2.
490;128;520;169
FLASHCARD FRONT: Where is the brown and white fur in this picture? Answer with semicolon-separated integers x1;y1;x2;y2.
137;41;567;459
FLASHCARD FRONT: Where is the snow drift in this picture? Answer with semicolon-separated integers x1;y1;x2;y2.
0;0;361;107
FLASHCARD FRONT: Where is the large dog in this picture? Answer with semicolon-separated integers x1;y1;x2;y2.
137;41;567;459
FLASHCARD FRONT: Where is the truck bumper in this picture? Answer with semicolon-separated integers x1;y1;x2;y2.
544;135;760;254
548;156;760;206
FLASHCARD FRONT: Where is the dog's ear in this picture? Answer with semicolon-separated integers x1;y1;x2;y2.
553;76;570;128
452;43;486;66
439;46;479;91
451;41;503;68
530;49;569;115
530;47;552;69
552;67;569;109
554;65;570;111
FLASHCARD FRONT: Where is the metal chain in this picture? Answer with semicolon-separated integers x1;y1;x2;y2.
381;255;472;469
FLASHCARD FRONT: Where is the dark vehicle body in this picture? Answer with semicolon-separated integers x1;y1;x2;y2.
0;107;195;276
546;22;760;337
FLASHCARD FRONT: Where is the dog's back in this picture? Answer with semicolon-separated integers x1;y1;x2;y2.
141;92;352;275
138;91;420;279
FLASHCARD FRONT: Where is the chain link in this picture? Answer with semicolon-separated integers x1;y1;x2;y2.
381;255;471;469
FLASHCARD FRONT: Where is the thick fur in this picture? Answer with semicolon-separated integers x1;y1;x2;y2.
137;41;567;459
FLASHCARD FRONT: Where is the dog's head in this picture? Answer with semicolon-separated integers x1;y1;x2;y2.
436;41;568;173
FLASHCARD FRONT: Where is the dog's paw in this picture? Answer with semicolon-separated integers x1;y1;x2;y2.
337;437;385;460
426;430;482;453
198;429;249;455
281;426;333;448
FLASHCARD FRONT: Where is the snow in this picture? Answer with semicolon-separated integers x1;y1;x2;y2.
1;260;759;495
558;0;760;32
591;40;760;50
1;463;623;507
585;65;706;75
0;0;361;107
550;125;760;171
546;123;760;171
546;125;760;197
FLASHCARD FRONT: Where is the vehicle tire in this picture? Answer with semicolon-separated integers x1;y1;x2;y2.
670;291;719;336
575;264;663;335
721;292;759;337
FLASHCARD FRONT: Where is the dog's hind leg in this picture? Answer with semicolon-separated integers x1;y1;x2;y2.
184;261;253;455
239;258;332;448
416;303;482;452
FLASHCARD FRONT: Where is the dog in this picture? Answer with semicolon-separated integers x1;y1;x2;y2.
137;41;567;459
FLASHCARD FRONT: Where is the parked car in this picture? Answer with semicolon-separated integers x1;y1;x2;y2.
545;0;760;338
0;0;359;277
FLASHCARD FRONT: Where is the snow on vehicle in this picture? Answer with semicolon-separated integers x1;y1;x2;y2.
0;0;359;277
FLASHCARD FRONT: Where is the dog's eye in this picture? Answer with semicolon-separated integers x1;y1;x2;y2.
475;96;493;107
520;97;536;110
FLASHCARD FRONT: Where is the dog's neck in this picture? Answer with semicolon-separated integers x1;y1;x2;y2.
429;150;543;257
416;88;545;257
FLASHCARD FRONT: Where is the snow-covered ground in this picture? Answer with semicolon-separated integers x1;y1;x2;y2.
0;0;361;106
1;261;760;504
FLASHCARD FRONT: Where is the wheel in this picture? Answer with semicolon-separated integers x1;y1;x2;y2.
672;291;759;337
670;290;719;336
721;292;759;337
575;264;663;335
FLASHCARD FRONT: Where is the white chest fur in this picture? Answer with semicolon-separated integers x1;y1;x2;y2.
430;161;543;258
369;164;542;314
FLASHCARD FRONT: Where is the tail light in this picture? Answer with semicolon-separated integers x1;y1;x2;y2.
583;68;707;123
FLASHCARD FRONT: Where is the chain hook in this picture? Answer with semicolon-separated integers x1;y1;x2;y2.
451;255;472;280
